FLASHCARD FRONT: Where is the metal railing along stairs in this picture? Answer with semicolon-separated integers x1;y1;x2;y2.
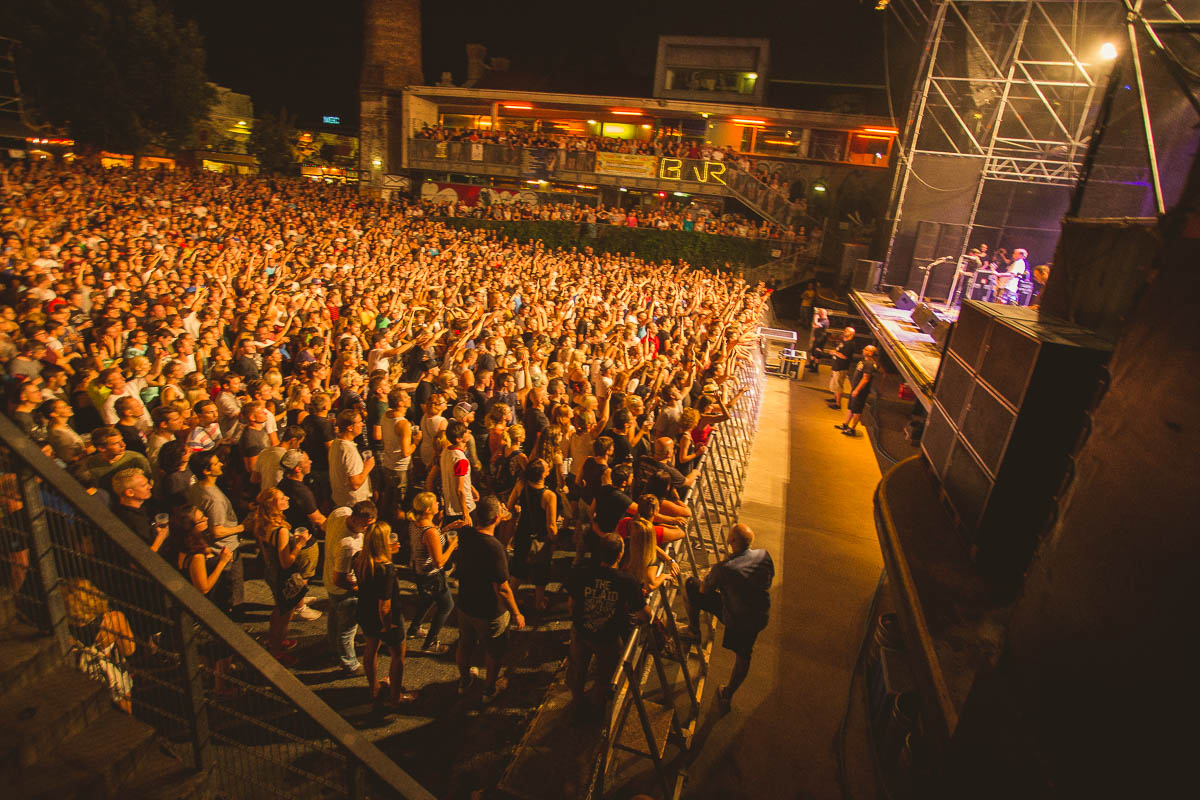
0;414;433;800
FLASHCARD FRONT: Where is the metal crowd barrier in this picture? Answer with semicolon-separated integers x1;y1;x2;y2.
0;414;432;800
589;341;767;797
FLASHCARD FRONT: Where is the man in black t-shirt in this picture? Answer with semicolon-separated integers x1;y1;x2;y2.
277;450;326;533
567;533;649;712
455;496;525;703
837;346;880;438
827;327;858;410
591;464;636;535
111;467;169;555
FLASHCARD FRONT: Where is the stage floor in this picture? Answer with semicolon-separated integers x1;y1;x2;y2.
849;291;956;411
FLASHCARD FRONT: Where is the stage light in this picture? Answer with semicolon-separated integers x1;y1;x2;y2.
503;104;533;110
1100;42;1118;61
612;110;643;116
813;183;827;193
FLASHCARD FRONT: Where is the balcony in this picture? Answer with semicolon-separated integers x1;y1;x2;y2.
407;139;731;196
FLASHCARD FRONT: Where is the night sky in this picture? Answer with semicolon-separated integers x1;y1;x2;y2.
169;0;885;128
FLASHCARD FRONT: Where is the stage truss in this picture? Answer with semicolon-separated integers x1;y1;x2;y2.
883;1;1200;274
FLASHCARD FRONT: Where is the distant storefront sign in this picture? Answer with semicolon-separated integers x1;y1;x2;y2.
595;152;658;178
323;115;341;125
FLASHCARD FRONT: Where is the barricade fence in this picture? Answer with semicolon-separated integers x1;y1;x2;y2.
0;414;433;800
588;338;767;797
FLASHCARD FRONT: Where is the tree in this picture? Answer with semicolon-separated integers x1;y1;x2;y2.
1;0;214;154
247;110;297;175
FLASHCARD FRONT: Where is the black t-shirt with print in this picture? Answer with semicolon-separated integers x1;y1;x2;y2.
568;562;646;645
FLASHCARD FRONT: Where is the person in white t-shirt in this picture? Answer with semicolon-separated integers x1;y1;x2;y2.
1000;248;1028;304
329;409;374;507
440;420;478;524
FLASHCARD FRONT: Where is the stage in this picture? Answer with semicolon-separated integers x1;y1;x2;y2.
849;291;957;412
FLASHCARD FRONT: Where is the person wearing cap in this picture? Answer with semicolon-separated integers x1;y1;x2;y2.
451;400;482;474
440;420;479;526
255;424;306;491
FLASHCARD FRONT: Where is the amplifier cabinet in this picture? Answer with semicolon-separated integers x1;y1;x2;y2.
921;301;1112;593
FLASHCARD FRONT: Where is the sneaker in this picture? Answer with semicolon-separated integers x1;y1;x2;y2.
842;428;859;437
407;624;430;639
458;674;478;696
422;640;450;655
297;604;323;621
826;400;841;409
342;663;365;677
834;424;848;431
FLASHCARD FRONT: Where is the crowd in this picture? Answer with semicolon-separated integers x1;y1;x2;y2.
413;197;809;243
0;157;770;716
415;125;809;209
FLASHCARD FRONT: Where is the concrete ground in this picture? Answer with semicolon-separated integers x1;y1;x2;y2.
679;368;886;800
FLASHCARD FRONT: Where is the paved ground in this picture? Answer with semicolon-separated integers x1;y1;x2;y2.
240;564;578;798
678;368;885;800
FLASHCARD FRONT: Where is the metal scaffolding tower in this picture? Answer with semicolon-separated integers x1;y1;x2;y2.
882;1;1200;287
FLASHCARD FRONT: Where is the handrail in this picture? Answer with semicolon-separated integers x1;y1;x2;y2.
0;413;434;800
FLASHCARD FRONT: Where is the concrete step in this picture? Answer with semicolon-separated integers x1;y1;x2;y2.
9;706;159;799
122;747;210;800
0;665;110;780
0;621;62;695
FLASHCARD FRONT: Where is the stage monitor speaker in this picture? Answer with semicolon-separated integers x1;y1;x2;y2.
840;243;869;284
889;285;918;311
921;300;1111;595
912;302;954;347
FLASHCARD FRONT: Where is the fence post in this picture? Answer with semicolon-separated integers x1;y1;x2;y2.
18;467;71;655
169;599;214;772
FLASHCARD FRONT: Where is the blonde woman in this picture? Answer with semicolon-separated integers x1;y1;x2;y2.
622;518;674;593
353;522;416;708
406;491;458;653
250;488;313;664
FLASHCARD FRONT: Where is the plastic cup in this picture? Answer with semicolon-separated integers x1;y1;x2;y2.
154;513;169;528
295;527;309;540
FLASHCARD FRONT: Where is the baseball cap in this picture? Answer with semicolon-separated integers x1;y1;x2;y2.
452;401;477;420
280;449;305;470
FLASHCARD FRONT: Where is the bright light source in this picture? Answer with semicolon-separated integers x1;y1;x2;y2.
701;113;709;119
747;73;758;80
237;121;247;126
502;104;533;110
641;124;651;129
587;119;597;124
813;183;827;193
673;192;688;197
1100;42;1118;61
732;118;767;126
371;158;382;167
611;110;643;116
619;187;628;192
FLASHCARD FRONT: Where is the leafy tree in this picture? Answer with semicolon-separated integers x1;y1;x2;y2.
248;110;297;175
1;0;214;154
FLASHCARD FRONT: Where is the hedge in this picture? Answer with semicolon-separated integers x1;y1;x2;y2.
429;217;776;270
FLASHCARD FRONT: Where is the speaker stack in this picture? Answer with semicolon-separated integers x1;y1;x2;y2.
921;301;1112;594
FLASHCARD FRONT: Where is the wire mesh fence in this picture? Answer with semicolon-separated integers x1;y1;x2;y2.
0;418;431;800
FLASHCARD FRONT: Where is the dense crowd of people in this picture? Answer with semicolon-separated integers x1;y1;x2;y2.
412;197;810;244
414;125;809;209
0;157;768;715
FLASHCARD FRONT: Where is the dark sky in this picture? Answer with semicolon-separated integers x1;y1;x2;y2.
169;0;884;128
